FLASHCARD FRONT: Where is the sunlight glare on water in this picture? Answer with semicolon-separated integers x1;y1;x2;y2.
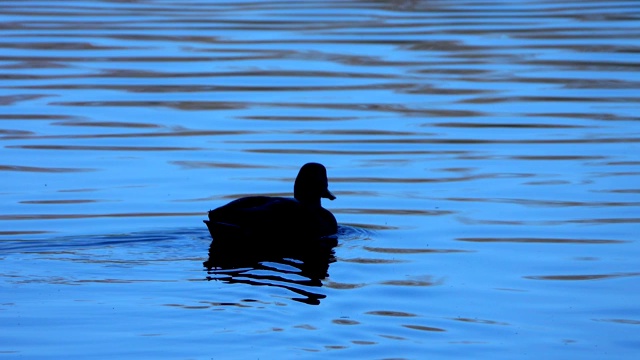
1;0;640;358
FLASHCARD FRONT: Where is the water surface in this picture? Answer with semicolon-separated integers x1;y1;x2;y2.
1;0;640;358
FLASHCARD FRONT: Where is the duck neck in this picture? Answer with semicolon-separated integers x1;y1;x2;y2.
296;195;321;208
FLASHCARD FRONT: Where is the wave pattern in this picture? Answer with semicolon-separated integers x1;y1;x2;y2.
1;0;639;358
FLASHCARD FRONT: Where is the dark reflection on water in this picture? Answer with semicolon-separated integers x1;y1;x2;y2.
457;237;628;244
203;226;371;305
204;256;334;305
6;144;201;151
525;272;640;281
0;164;95;172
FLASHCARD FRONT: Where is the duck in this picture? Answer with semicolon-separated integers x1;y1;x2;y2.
203;163;338;253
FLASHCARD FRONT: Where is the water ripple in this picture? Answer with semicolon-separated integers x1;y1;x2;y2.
2;0;639;357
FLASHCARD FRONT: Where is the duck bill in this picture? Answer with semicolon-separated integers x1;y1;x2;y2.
322;188;336;201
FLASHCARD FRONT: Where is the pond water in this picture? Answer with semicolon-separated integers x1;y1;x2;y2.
1;0;640;358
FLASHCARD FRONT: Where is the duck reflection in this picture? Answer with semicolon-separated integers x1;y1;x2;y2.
203;236;338;305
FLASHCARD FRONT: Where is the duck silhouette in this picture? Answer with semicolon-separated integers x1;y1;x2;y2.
204;163;338;258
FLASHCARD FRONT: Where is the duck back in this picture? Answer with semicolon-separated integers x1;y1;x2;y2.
205;196;337;247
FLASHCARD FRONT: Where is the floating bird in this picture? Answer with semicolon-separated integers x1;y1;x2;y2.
204;163;338;257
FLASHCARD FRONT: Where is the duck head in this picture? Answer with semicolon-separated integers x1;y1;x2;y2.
294;162;336;206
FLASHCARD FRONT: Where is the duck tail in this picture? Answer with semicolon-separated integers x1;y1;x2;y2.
204;220;245;240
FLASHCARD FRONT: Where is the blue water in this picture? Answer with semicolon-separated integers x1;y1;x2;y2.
1;0;640;358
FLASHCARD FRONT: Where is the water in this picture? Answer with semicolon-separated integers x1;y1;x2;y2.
1;0;640;358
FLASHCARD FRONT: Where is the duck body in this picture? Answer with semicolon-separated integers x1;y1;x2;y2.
203;163;338;256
